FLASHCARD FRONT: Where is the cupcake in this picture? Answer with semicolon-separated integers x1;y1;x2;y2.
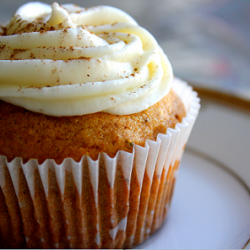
0;2;200;249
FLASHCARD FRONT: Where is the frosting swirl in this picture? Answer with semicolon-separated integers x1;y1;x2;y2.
0;2;173;116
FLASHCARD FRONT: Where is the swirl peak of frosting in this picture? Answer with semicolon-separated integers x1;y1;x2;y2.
0;2;173;116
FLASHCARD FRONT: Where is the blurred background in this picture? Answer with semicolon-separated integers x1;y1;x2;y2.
1;0;250;100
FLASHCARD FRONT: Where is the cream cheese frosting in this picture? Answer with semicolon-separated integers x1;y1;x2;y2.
0;2;173;116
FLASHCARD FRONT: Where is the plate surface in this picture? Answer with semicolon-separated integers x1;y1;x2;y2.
138;90;250;249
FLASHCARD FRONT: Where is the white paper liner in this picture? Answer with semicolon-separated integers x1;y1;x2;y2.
0;78;200;249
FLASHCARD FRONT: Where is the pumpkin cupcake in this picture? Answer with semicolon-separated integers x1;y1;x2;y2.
0;2;200;248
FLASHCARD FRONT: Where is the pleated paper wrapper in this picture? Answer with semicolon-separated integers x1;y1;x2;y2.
0;78;200;249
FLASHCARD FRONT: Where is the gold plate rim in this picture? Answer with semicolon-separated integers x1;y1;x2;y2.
188;85;250;249
192;85;250;114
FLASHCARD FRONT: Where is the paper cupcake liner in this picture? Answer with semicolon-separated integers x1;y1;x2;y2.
0;78;200;249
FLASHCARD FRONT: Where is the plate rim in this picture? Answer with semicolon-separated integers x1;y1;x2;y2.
185;146;250;197
138;146;250;249
186;87;250;249
191;85;250;113
181;147;250;249
186;147;250;249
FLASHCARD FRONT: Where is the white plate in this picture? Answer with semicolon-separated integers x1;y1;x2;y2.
138;90;250;249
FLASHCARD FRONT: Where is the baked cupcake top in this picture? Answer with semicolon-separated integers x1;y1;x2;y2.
0;2;173;116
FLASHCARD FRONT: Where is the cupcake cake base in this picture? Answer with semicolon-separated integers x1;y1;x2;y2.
0;78;200;248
